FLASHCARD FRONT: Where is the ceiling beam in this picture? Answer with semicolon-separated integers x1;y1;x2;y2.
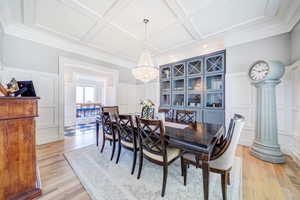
163;0;202;40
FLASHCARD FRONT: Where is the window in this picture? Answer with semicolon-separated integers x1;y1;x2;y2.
76;86;95;103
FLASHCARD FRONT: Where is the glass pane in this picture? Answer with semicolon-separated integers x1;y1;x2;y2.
161;81;170;92
206;93;223;108
188;77;203;92
188;60;202;75
173;79;184;91
206;75;223;90
161;68;171;79
173;64;185;77
188;94;202;107
85;87;95;103
206;55;223;73
76;86;84;103
161;94;170;106
173;94;184;107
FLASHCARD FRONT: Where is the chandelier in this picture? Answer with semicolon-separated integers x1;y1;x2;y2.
132;19;158;83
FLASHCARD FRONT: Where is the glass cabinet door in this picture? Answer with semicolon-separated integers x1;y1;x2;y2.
173;79;185;92
161;81;171;92
206;92;223;108
161;67;171;80
206;74;223;91
173;94;185;107
161;93;171;106
188;59;202;75
187;94;202;107
205;54;224;73
188;76;203;92
173;63;185;78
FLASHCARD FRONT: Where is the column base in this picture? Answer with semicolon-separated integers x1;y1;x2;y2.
250;140;286;164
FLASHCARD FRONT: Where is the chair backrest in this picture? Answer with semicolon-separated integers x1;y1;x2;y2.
102;106;119;115
158;109;173;121
211;114;245;170
175;110;196;124
136;117;166;160
141;107;155;119
115;114;136;144
101;112;114;136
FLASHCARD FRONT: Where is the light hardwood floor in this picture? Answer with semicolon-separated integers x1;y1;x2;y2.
36;132;300;200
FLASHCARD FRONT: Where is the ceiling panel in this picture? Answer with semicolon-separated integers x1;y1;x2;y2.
176;0;215;16
111;0;178;40
149;23;194;50
89;24;142;56
77;0;117;16
190;0;268;36
35;0;97;38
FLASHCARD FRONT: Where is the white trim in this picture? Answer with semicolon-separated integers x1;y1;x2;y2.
58;56;119;138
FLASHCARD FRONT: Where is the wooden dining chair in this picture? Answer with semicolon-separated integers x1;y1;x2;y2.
114;114;138;175
135;117;182;197
99;111;118;161
182;114;245;200
102;106;119;115
158;108;174;122
175;110;197;124
141;107;155;119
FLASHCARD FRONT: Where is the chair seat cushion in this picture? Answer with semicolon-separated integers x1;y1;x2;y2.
105;134;118;140
183;153;231;171
121;140;136;149
143;147;180;162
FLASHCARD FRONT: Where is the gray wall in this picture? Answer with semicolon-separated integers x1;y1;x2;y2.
2;34;136;84
291;21;300;63
226;33;291;73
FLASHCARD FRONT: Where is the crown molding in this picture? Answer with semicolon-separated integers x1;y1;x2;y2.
3;23;135;68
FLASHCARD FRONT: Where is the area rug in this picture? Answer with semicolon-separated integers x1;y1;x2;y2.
64;145;243;200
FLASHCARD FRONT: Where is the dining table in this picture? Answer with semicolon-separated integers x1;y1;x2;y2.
96;114;224;200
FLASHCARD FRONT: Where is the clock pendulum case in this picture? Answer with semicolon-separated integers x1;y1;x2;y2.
249;60;286;163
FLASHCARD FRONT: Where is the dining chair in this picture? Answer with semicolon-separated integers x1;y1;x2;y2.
141;107;155;119
99;111;118;161
96;106;119;146
114;114;138;175
135;117;182;197
182;114;245;200
158;108;174;122
175;110;197;124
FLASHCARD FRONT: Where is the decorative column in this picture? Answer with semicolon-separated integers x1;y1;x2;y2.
250;80;285;163
248;60;285;163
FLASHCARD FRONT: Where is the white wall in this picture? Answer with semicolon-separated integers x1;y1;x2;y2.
291;21;300;63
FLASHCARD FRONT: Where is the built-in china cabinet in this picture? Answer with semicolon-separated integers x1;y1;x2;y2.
159;50;225;124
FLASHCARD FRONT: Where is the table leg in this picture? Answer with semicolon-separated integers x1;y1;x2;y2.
96;121;99;146
202;160;210;200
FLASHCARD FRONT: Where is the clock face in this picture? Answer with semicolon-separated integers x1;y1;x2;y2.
249;61;269;81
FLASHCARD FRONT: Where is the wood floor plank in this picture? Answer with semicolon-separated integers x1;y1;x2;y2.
36;133;300;200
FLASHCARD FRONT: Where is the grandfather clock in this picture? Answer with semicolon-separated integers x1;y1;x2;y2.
249;60;286;163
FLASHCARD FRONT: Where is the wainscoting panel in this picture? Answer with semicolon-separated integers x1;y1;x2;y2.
117;83;139;114
1;67;60;145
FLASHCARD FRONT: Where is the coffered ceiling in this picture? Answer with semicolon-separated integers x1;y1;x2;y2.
0;0;300;67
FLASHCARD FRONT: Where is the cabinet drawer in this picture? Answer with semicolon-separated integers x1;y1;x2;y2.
0;99;38;120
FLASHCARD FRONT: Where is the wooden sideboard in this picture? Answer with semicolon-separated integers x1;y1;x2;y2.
0;97;42;200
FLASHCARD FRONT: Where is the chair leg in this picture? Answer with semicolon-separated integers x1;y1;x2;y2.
221;173;227;200
116;140;122;164
131;148;137;175
137;151;143;179
161;165;168;197
180;156;184;176
96;122;99;146
110;140;116;161
227;172;231;185
100;137;106;153
183;161;187;186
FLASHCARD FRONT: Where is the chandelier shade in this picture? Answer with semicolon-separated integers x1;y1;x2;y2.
132;19;158;83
